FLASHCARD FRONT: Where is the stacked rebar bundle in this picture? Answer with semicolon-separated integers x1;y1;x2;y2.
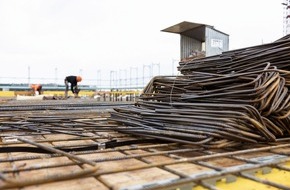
110;35;290;148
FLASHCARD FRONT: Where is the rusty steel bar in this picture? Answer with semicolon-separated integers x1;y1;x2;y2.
16;137;96;166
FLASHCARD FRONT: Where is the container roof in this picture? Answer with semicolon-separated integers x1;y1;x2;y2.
161;21;229;40
161;21;210;34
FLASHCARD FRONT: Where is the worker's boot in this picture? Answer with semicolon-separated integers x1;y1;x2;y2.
74;93;78;98
65;91;68;99
74;88;80;98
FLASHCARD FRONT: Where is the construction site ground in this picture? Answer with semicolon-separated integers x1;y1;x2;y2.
0;98;290;190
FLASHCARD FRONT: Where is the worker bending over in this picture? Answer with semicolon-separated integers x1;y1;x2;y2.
64;75;82;98
30;84;43;95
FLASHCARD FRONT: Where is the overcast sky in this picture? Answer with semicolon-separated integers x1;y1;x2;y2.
0;0;284;86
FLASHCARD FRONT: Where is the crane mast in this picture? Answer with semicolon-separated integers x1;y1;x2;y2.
283;0;290;35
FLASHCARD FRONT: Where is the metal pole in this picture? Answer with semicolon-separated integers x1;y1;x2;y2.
97;70;101;90
119;69;122;88
124;69;127;89
130;67;132;89
115;71;118;89
28;66;30;85
143;65;151;87
110;71;113;90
